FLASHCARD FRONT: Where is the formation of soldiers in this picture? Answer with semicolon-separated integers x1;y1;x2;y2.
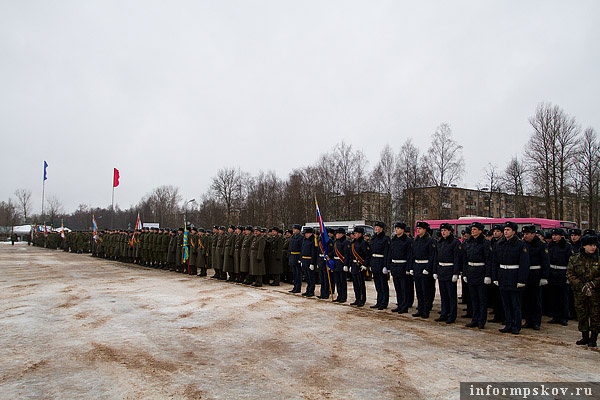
31;220;600;347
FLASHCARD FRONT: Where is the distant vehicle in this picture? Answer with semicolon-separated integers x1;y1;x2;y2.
302;220;374;236
418;217;578;234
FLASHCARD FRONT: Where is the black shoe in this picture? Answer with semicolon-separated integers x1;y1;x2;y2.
478;323;485;329
548;318;559;324
391;307;401;313
252;282;262;287
370;304;381;309
559;320;568;326
522;323;532;329
446;319;456;324
532;324;540;331
356;302;365;307
398;309;408;314
499;326;511;333
269;282;280;286
489;318;503;323
303;293;314;298
350;301;359;306
461;314;473;318
421;313;429;319
434;316;448;322
412;312;423;317
511;328;521;335
378;306;387;310
465;322;477;328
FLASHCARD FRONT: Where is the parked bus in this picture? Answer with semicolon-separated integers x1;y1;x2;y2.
419;217;578;235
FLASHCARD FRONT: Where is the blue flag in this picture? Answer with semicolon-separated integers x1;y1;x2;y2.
43;161;48;181
315;197;335;270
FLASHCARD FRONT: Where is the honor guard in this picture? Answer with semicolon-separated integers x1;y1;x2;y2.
462;222;492;329
547;228;575;326
332;228;350;303
433;223;461;324
411;221;437;318
347;226;370;307
388;222;413;314
521;225;550;330
369;221;391;310
492;222;530;334
288;224;304;293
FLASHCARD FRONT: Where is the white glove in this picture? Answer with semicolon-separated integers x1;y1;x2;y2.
360;265;367;272
343;266;348;272
409;270;414;276
566;279;570;284
309;264;314;271
382;267;389;275
539;278;548;286
517;283;526;288
494;280;499;286
463;276;468;283
452;275;458;283
422;269;429;275
433;274;438;280
484;277;491;285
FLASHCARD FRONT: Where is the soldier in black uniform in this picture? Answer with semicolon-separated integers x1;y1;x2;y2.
369;221;391;310
288;224;304;294
300;227;319;297
388;222;413;314
492;222;530;335
332;228;350;303
433;223;462;324
488;224;505;324
410;221;437;318
463;222;493;329
347;226;370;307
521;225;550;330
547;228;575;326
317;228;334;299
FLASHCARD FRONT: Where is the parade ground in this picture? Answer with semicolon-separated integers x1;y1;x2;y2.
1;243;599;400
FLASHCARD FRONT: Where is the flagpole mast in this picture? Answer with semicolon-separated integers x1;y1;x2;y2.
111;185;115;230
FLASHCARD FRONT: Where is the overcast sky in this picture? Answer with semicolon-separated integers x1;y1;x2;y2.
1;1;599;215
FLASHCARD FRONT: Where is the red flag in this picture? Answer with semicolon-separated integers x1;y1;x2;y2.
113;168;120;187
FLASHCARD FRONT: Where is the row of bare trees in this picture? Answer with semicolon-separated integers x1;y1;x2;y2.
3;103;599;232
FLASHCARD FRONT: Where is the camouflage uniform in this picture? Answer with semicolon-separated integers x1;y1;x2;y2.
567;249;600;336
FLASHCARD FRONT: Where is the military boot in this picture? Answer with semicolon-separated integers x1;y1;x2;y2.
588;331;598;348
576;331;589;346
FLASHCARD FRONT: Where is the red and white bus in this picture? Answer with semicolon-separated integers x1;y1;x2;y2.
419;217;578;234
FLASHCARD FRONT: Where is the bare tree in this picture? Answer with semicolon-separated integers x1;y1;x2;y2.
425;123;464;218
0;199;19;228
525;103;580;219
397;139;430;226
14;189;32;222
501;157;528;217
481;163;501;217
369;144;396;227
211;167;244;224
573;127;600;229
46;195;64;227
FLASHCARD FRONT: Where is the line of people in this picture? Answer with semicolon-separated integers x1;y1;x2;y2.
33;220;600;347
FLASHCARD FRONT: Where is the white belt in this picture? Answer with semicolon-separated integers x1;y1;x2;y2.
468;262;485;266
391;259;407;263
372;254;384;258
500;265;519;270
415;260;428;264
438;262;454;267
550;265;567;270
334;256;341;260
319;254;324;257
530;265;541;270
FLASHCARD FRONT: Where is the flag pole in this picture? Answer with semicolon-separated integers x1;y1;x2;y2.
111;185;115;230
